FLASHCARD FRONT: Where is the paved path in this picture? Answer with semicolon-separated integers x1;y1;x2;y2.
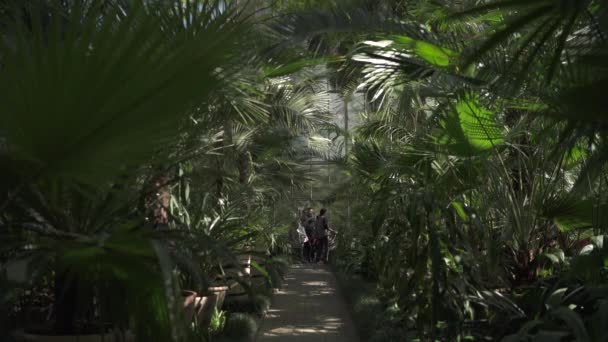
257;264;359;342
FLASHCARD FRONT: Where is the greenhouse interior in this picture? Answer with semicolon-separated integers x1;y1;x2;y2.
2;0;608;341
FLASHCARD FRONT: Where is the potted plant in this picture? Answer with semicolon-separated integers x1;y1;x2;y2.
195;283;230;327
182;290;199;323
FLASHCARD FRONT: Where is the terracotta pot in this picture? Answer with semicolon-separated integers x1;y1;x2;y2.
194;284;229;327
194;295;213;326
206;285;229;308
182;290;198;322
13;330;134;342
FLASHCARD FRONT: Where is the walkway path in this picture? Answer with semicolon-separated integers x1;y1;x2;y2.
256;264;359;342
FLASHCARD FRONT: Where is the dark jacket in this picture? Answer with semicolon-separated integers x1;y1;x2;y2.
315;215;329;238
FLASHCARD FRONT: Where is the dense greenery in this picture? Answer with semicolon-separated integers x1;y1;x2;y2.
1;0;608;341
325;1;608;341
0;0;327;340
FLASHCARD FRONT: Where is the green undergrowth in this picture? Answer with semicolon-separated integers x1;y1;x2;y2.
216;313;259;342
335;271;409;341
223;294;271;317
214;256;291;341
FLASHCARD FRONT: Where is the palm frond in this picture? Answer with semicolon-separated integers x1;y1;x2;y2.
0;0;245;187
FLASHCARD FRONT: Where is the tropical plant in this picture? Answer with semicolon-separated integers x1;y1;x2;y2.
0;0;326;340
3;0;608;340
274;0;608;340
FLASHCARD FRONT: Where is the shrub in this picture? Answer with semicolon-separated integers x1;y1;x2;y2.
336;272;385;340
253;295;271;316
222;294;271;317
267;267;283;289
352;293;383;339
221;313;258;341
267;257;290;277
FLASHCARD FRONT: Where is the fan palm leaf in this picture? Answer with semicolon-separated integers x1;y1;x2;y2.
0;0;246;188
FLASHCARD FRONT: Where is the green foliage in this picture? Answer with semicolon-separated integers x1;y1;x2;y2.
336;272;383;339
221;313;258;341
544;198;608;232
2;0;608;341
253;295;272;316
391;35;457;67
0;0;243;186
0;0;316;340
438;95;505;155
208;308;227;336
307;0;608;340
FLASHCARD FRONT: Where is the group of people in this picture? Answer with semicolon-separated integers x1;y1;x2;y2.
299;207;336;264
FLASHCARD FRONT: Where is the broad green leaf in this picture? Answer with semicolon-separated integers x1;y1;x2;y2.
414;41;453;67
540;251;565;265
545;199;607;232
457;99;504;150
392;35;457;67
437;95;504;156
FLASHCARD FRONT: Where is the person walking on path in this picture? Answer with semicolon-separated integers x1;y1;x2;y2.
315;208;334;264
302;207;316;262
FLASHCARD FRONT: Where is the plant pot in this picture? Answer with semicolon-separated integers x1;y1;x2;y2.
194;295;213;327
194;283;231;327
182;290;198;322
13;330;134;342
207;284;229;309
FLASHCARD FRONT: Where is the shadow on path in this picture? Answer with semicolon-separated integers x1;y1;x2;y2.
256;264;359;342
